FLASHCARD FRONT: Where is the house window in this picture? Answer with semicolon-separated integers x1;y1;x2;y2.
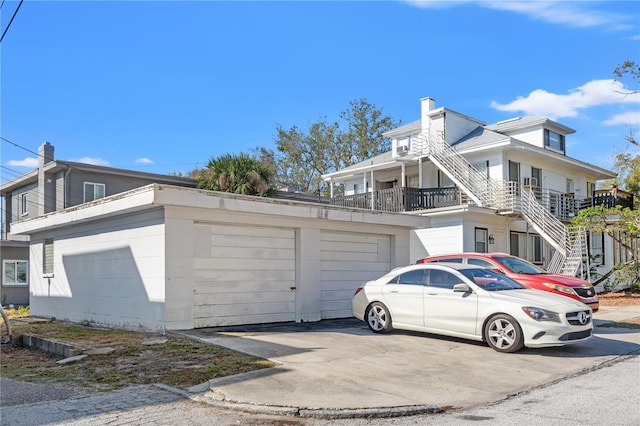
508;161;520;182
84;182;106;203
587;182;595;197
590;232;605;266
438;170;455;187
20;193;28;216
471;161;489;178
566;179;574;195
510;232;542;264
3;260;28;286
43;238;54;276
475;228;489;253
544;129;565;154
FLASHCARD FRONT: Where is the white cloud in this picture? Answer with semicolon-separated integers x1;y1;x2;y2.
135;157;154;164
7;157;38;168
604;111;640;127
71;157;110;166
491;79;640;119
404;1;632;30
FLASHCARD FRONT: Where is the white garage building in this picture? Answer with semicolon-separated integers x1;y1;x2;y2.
11;184;428;332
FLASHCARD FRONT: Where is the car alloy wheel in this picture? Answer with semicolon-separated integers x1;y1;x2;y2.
366;302;392;333
485;314;524;353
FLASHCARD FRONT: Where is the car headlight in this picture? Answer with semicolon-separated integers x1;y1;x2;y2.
522;306;561;322
543;283;577;296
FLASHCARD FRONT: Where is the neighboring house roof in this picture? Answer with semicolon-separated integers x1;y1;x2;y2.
0;160;197;195
324;117;615;182
486;116;575;135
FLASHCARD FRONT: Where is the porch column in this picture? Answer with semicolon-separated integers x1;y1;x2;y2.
370;170;375;210
418;158;423;187
401;162;406;187
329;178;333;198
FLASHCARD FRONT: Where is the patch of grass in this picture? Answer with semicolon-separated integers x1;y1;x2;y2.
598;318;640;329
0;321;276;392
1;305;30;319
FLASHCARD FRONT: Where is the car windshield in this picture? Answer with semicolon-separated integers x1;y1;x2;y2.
493;256;546;275
460;268;526;291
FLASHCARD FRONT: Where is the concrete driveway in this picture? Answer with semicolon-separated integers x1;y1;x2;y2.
178;307;640;417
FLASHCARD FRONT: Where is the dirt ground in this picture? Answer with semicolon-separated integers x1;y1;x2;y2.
0;320;275;393
597;292;640;307
1;292;638;393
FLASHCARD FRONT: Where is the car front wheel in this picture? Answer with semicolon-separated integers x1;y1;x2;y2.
366;302;392;333
484;314;524;353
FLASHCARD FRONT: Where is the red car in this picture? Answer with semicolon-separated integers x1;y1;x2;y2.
417;253;599;311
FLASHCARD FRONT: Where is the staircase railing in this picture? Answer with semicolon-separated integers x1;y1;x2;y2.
413;132;585;277
412;133;516;212
521;188;586;276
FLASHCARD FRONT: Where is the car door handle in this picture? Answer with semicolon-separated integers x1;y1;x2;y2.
426;292;438;295
390;290;399;293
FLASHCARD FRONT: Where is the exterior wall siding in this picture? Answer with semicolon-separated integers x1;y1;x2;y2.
0;244;30;305
28;209;167;331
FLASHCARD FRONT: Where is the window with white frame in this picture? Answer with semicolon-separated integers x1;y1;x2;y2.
471;161;489;178
84;182;106;203
510;232;542;264
438;170;455;187
20;193;28;216
544;129;565;154
587;182;595;197
3;260;28;286
43;238;54;276
475;228;488;253
590;232;604;266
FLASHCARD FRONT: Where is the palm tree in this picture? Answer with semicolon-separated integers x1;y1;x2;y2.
197;153;275;197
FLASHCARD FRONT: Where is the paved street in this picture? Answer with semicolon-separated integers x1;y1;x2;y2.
1;355;638;425
1;306;639;425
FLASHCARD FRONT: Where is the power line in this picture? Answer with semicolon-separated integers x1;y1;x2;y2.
1;137;42;158
0;0;24;43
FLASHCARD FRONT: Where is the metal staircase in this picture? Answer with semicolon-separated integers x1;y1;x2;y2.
412;132;586;277
411;133;517;212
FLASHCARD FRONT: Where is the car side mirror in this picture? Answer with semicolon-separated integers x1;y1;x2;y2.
453;283;473;293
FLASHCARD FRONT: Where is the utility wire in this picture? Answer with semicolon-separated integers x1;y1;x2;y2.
0;0;24;43
1;137;50;160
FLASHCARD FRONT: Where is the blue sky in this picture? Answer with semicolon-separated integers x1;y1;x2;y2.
1;0;639;184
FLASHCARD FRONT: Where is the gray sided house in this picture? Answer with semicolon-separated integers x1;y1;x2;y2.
10;184;428;331
0;142;197;306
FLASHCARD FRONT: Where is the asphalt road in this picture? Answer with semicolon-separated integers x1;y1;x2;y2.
1;355;638;425
1;306;639;425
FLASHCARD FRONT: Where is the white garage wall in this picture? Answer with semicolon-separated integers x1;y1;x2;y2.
410;218;464;261
320;231;391;319
28;209;167;331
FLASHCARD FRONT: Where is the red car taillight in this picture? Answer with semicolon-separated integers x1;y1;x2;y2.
354;287;363;296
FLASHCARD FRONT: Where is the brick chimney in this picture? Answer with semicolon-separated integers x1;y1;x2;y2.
37;142;55;215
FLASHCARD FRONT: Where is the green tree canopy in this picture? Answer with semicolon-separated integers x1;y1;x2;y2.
196;153;275;197
572;205;640;291
258;99;400;194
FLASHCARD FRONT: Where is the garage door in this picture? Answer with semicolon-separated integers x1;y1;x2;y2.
193;224;296;327
320;231;391;319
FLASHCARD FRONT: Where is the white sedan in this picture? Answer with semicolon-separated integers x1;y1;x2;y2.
352;263;593;353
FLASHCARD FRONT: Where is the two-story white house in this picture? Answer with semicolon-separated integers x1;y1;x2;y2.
323;97;632;285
